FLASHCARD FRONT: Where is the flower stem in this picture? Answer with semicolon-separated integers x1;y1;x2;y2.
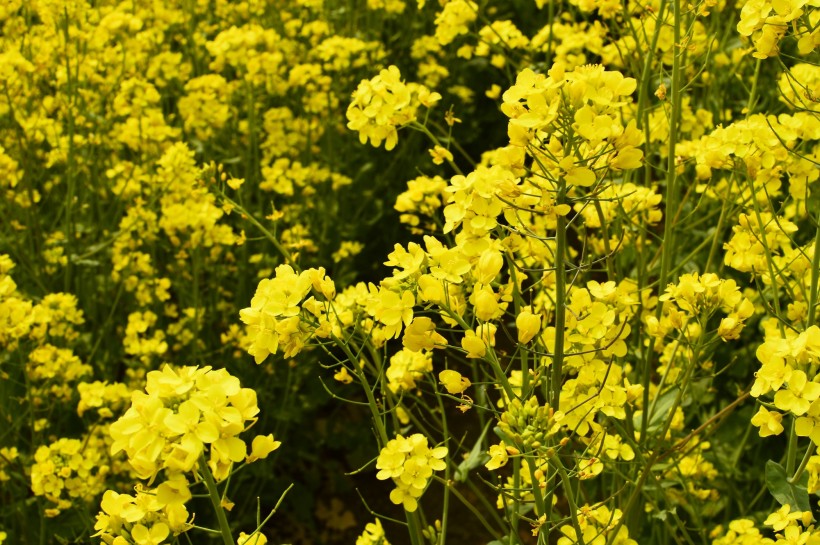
199;455;236;545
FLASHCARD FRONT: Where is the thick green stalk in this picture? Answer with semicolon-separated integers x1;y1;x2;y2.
645;0;684;443
656;0;683;307
786;420;799;475
510;456;522;545
198;456;236;545
551;179;568;408
407;509;426;545
745;59;762;117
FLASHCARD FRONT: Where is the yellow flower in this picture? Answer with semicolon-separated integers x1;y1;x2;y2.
485;442;510;470
516;307;542;344
439;370;471;394
773;370;820;416
403;317;447;352
461;330;486;358
238;531;268;545
247;434;281;463
763;504;804;532
376;434;447;512
334;367;354;384
131;522;169;545
356;519;390;545
386;349;432;392
751;406;785;437
227;177;245;190
471;285;500;322
434;0;478;45
429;145;453;165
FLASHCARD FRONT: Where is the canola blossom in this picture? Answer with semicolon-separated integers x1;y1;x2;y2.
1;0;819;543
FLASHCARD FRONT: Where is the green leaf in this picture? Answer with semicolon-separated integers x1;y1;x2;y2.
634;387;679;434
765;460;811;512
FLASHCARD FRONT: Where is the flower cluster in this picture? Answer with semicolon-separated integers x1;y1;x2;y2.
240;265;336;363
650;273;756;342
386;348;433;393
557;505;637;545
94;477;193;544
375;433;447;511
30;436;108;517
109;364;279;481
502;64;643;181
346;65;441;150
737;0;817;58
751;325;820;440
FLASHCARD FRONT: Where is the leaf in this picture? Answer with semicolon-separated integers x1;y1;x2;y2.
454;421;492;482
765;460;811;512
634;387;679;434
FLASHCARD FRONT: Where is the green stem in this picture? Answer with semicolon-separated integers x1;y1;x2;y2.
554;456;586;545
789;443;815;485
407;509;426;545
656;0;684;312
510;456;522;545
743;174;784;333
442;307;515;400
785;420;798;475
198;455;236;545
807;212;820;328
436;475;505;537
331;333;389;445
219;192;299;271
745;59;762;117
435;390;451;545
408;121;464;175
551;179;568;408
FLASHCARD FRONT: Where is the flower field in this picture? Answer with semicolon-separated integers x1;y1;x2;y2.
0;0;819;544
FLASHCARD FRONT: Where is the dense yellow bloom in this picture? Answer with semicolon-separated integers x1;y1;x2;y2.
109;364;269;481
30;437;108;517
386;349;433;392
712;519;774;545
558;506;637;545
434;0;478;45
376;434;447;512
94;481;192;543
346;65;440;150
240;265;335;363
